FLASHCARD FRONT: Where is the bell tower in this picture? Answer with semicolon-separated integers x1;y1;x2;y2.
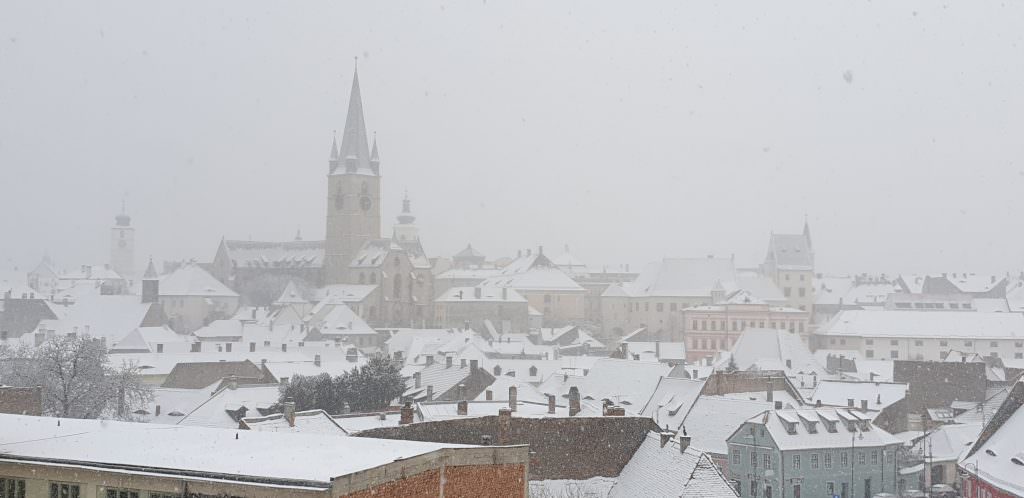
110;199;136;287
324;65;381;284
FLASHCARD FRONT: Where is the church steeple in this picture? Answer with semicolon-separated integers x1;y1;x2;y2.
332;61;374;176
115;198;131;227
397;191;415;225
369;134;380;175
803;216;812;249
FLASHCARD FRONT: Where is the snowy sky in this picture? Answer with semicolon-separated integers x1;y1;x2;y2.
1;1;1023;276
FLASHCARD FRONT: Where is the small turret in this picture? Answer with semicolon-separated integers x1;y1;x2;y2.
328;132;339;173
141;258;159;304
370;135;381;175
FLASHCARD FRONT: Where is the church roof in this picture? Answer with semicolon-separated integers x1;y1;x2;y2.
273;281;308;305
766;232;814;271
222;239;324;269
331;68;376;176
454;244;485;259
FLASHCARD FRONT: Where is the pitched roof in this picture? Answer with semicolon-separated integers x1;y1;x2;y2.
738;408;902;451
682;396;780;455
639;377;706;430
175;384;282;429
161;360;267;389
274;281;308;305
615;257;746;298
241;409;348;435
222;239;324;269
579;358;672;408
766;232;814;270
160;263;237;297
609;432;739;498
959;380;1024;496
819;309;1024;339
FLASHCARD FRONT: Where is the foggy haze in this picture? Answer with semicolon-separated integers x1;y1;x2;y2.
2;0;1023;275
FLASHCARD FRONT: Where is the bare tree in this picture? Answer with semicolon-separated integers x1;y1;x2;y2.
6;335;153;419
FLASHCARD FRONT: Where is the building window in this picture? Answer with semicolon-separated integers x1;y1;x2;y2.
965;341;973;347
644;302;649;311
793;454;801;469
914;340;923;346
732;448;741;465
764;453;772;469
826;482;834;496
940;340;948;347
670;303;677;312
890;351;898;359
784;287;791;297
656;303;664;312
824;452;832;469
370;273;377;284
49;483;81;498
865;350;874;358
701;320;707;330
841;451;849;467
810;453;819;469
751;450;758;467
1;478;26;498
765;485;773;498
1015;352;1023;359
751;481;758;497
990;341;998;348
104;489;140;498
156;343;163;353
692;320;698;330
859;451;866;465
871;451;878;465
798;288;806;297
890;339;898;346
1016;341;1023;348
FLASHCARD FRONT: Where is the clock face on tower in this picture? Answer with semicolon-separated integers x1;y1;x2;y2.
360;196;372;211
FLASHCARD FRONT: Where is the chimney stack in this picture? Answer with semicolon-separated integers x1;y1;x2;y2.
457;400;468;416
426;355;435;366
547;394;556;414
678;435;691;453
282;398;296;427
446;356;454;368
426;385;434;401
470;359;478;372
766;380;774;403
568;386;581;416
774;401;783;410
461;359;467;368
509;386;518;412
458;383;466;401
861;399;869;412
413;371;421;389
399;402;414;425
660;432;674;448
497;408;512;444
605;405;625;416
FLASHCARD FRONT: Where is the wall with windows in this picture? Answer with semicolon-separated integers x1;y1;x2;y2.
814;333;1024;362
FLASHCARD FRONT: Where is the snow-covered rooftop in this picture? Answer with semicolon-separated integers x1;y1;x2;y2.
819;309;1024;339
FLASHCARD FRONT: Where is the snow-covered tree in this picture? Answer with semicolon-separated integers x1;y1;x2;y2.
280;356;404;414
4;336;153;419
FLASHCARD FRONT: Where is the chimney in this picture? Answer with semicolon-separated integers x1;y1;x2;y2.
497;408;512;444
605;405;625;416
470;359;478;372
766;380;774;403
457;400;468;416
847;398;855;407
458;383;466;400
283;398;296;427
314;354;321;367
413;371;421;389
655;341;661;358
399;402;414;425
155;405;161;416
547;394;556;414
426;385;434;400
426;355;435;366
474;287;482;299
509;386;518;412
660;432;674;448
861;399;869;412
227;375;238;390
461;359;467;368
774;401;783;410
568;386;581;416
678;434;691;453
485;389;493;401
446;356;454;368
816;399;822;407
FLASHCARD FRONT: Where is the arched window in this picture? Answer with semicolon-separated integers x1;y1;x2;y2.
493;365;502;376
529;366;538;377
394;274;402;299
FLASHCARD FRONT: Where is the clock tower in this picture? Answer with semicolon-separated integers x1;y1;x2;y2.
324;67;381;284
110;200;136;287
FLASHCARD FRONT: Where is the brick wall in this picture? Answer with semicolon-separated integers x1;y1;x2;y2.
0;386;42;416
355;415;657;479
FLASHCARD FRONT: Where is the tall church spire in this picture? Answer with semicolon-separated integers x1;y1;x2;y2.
369;133;380;175
803;215;812;248
333;60;374;175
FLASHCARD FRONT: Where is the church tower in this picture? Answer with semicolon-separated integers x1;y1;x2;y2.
324;67;382;284
110;200;136;286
